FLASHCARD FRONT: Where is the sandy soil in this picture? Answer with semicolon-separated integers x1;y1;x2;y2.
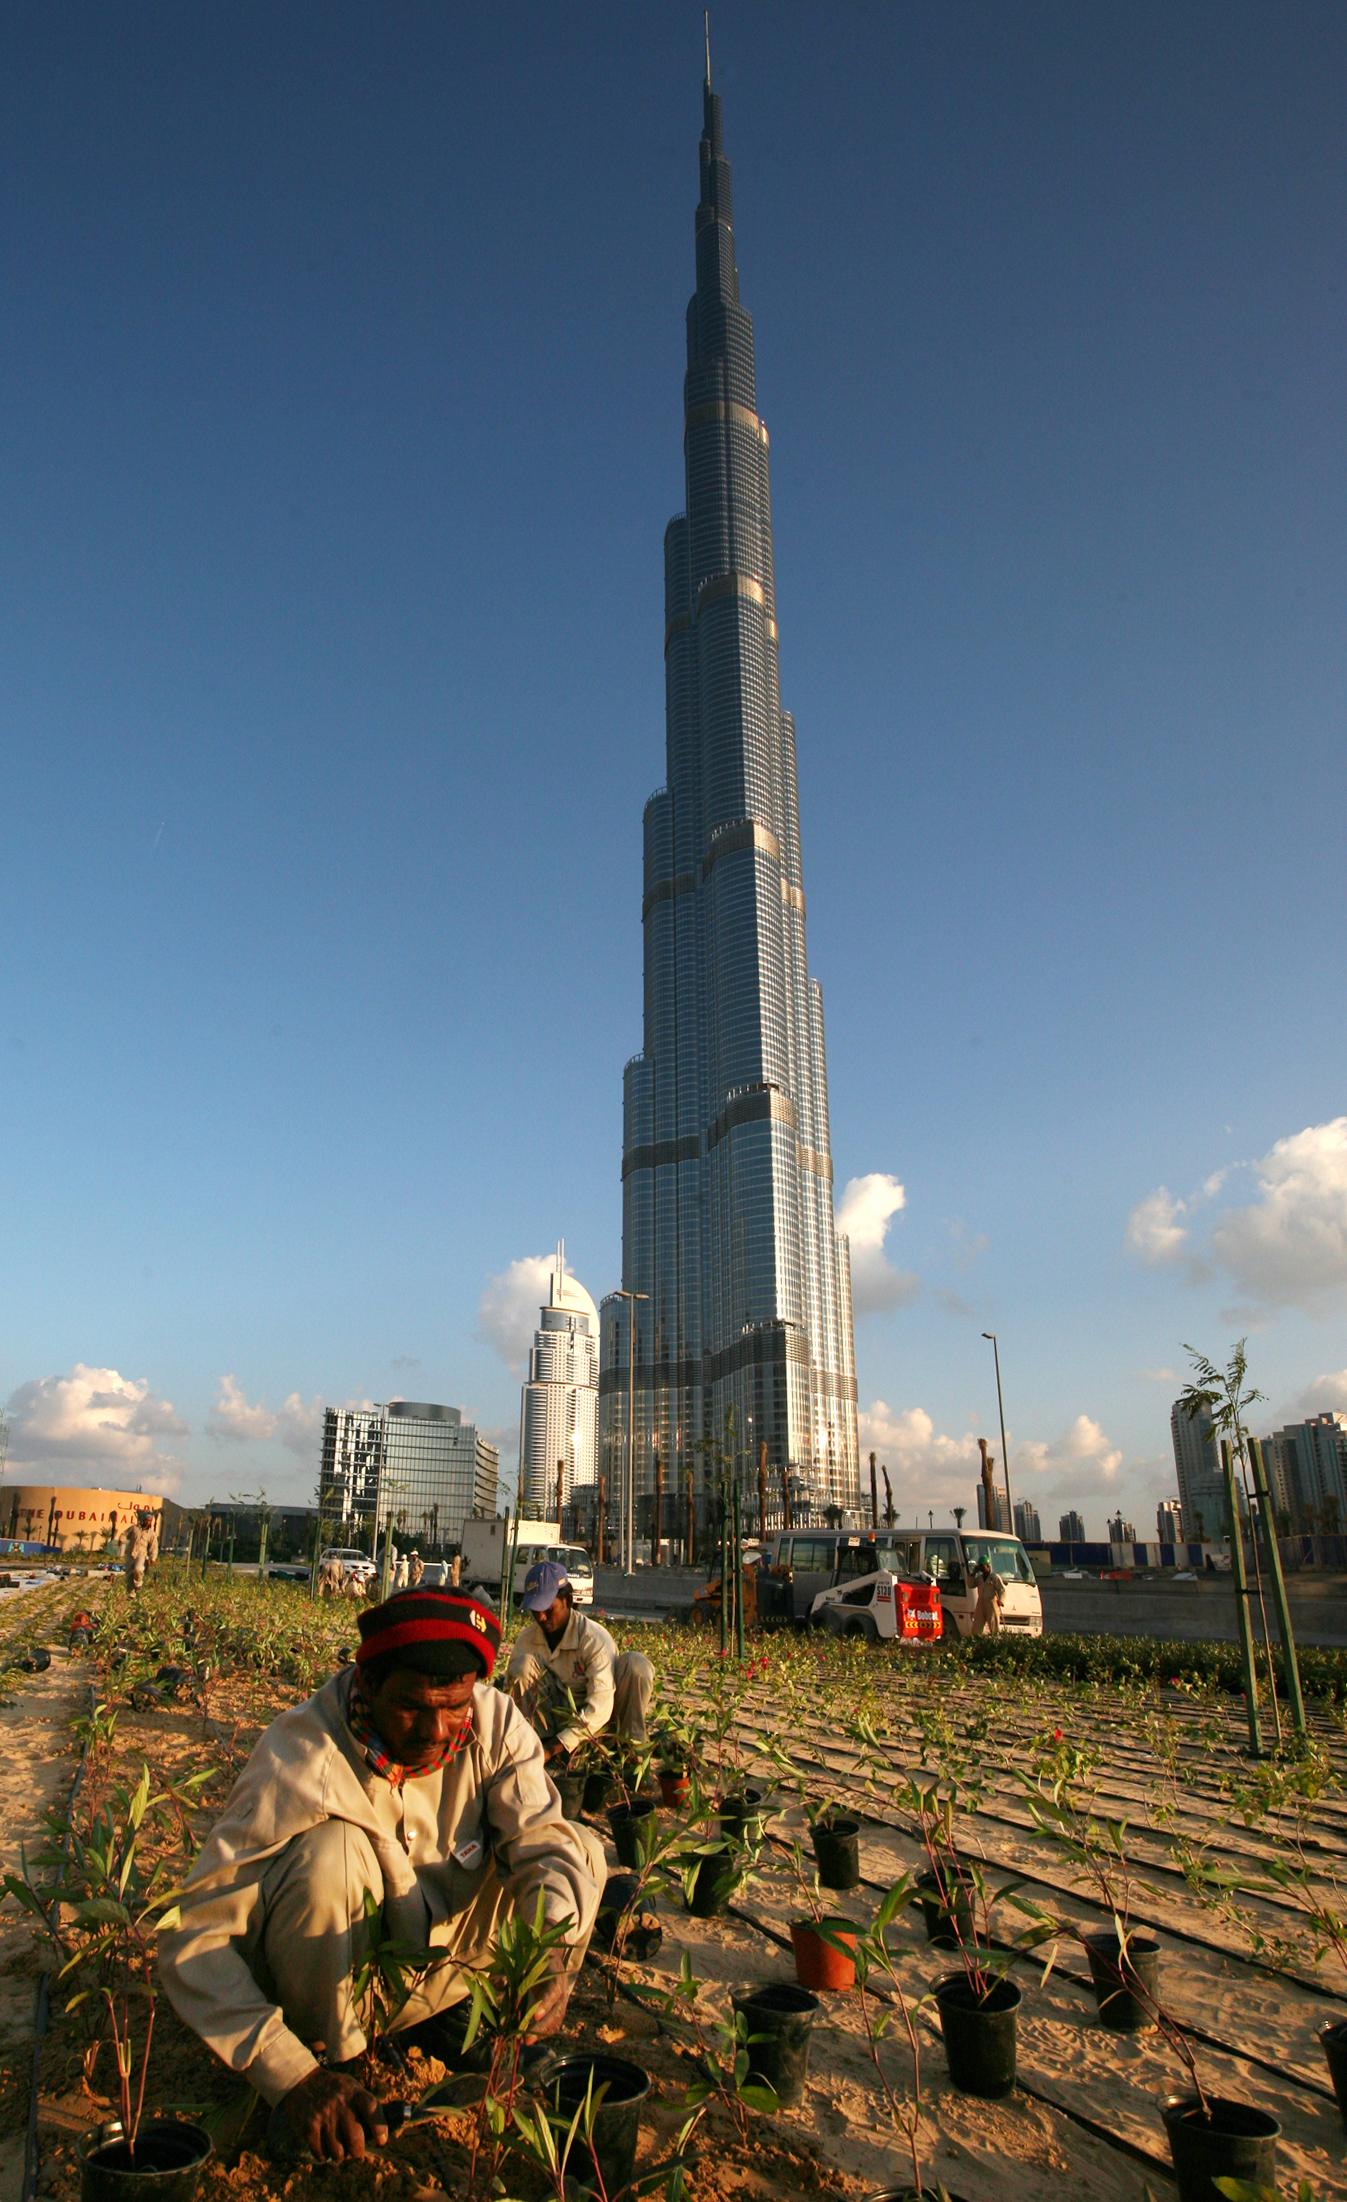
9;1596;1347;2202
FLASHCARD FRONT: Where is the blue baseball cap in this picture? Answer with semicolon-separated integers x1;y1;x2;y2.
521;1560;570;1611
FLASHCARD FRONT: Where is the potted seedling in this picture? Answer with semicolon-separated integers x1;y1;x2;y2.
608;1744;662;1869
778;1831;859;1991
1174;1748;1347;2129
847;1876;974;2201
676;1820;755;1920
1020;1725;1162;2031
3;1763;213;2200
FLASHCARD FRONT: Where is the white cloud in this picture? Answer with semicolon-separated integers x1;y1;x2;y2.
207;1374;275;1442
274;1392;324;1458
1125;1186;1189;1266
4;1364;188;1496
1280;1368;1347;1422
1015;1413;1123;1496
857;1402;979;1508
205;1377;323;1459
1139;1366;1178;1384
1210;1118;1347;1310
837;1174;920;1315
479;1254;556;1366
858;1398;1127;1522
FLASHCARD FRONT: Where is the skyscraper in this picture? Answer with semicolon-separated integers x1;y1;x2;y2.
519;1245;599;1520
599;52;859;1537
1170;1398;1228;1541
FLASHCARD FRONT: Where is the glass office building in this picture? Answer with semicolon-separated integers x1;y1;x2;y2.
599;58;860;1534
318;1400;499;1554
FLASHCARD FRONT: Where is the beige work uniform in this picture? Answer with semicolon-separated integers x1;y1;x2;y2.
506;1608;654;1752
158;1671;602;2105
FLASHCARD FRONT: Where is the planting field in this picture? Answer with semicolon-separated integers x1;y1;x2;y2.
3;1570;1345;2202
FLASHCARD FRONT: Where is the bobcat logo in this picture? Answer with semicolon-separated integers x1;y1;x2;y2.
469;1608;488;1634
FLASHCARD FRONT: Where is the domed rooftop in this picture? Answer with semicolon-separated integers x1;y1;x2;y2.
546;1242;599;1326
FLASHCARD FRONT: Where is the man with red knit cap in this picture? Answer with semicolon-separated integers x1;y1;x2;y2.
159;1587;604;2162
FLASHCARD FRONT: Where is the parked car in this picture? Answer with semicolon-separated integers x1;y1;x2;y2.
264;1560;311;1583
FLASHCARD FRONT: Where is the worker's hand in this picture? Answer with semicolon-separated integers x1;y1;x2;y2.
271;2069;389;2162
543;1737;567;1767
523;1948;574;2042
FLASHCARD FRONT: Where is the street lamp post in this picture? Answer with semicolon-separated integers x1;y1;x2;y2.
982;1331;1014;1533
612;1288;648;1576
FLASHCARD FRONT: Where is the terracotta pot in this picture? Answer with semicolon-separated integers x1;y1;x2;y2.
658;1768;690;1808
790;1916;857;1991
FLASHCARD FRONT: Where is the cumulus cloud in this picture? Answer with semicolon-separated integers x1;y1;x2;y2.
206;1377;324;1459
837;1174;920;1315
1281;1368;1347;1422
1210;1119;1347;1309
479;1254;557;1366
1014;1414;1123;1496
1127;1119;1347;1313
1125;1187;1190;1266
857;1399;1126;1518
4;1364;188;1496
207;1374;275;1443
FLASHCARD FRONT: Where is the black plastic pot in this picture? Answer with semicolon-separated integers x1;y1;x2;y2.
17;1647;51;1674
731;1983;820;2108
554;1768;587;1819
1159;2095;1280;2202
608;1799;658;1869
81;2121;213;2202
582;1767;614;1815
593;1874;662;1960
1321;2018;1347;2128
716;1784;769;1842
934;1973;1021;2099
916;1867;974;1950
1083;1930;1159;2031
685;1844;741;1918
811;1814;861;1892
545;2052;650;2197
859;2190;974;2201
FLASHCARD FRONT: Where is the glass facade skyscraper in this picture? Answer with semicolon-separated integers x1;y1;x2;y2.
599;59;860;1532
319;1400;499;1554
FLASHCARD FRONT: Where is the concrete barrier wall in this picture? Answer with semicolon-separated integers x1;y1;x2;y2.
1039;1578;1347;1648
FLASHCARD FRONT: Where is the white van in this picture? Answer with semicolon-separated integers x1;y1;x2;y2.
887;1528;1043;1638
767;1526;1042;1637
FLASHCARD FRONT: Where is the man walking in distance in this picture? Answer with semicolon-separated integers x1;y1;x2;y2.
159;1587;603;2164
506;1561;654;1765
972;1557;1005;1636
123;1510;158;1597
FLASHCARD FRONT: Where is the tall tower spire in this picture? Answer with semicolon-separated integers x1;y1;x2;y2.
704;9;712;91
600;59;860;1539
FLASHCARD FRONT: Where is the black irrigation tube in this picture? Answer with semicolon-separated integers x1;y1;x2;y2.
749;1829;1338;2107
22;1674;96;2202
735;1685;1347;1852
714;1724;1347;2010
617;1888;1181;2186
725;1707;1347;1969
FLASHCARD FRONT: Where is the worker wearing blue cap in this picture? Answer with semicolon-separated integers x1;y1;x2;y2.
506;1560;654;1766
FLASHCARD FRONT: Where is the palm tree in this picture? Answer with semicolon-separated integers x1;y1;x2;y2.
952;1505;966;1530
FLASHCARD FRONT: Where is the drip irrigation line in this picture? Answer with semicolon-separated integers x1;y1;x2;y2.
746;1830;1337;2105
704;1738;1347;2011
725;1715;1347;1968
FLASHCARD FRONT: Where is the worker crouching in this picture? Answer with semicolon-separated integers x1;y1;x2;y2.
506;1562;654;1767
158;1588;604;2162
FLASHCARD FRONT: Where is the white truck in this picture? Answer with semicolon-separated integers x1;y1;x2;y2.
458;1519;595;1606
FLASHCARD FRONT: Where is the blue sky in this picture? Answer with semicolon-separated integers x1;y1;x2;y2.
3;2;1344;1535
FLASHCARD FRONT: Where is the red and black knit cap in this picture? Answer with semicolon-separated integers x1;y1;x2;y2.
355;1588;502;1680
